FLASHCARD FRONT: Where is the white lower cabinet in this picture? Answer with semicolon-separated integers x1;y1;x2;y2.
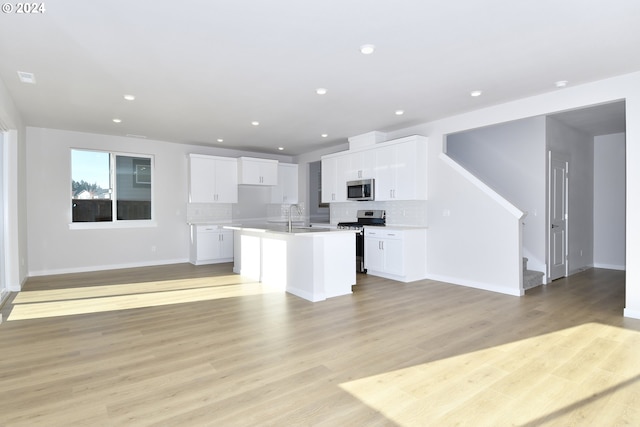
190;225;234;265
364;227;427;282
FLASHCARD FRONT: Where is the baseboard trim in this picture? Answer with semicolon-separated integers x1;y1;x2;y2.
623;308;640;320
593;263;626;271
28;258;190;277
427;273;523;297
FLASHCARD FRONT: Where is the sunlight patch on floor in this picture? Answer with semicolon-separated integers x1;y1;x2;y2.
8;278;280;321
339;322;640;426
13;275;251;304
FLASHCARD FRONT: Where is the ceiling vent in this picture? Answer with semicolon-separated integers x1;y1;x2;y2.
17;71;36;84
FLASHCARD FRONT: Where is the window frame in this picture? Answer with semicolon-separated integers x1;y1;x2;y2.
69;148;156;230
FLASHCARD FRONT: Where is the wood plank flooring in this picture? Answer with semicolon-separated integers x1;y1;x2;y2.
1;264;639;426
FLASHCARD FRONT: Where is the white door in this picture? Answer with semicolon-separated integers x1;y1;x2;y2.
549;153;568;280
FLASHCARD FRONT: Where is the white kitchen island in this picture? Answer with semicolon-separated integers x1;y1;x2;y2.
225;225;356;302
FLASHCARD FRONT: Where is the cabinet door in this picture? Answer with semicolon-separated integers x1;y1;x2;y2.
196;228;221;260
364;236;385;272
373;145;397;201
393;141;418;201
189;155;217;203
382;237;404;276
239;158;278;185
214;158;238;203
271;163;298;203
260;161;279;185
321;156;338;203
219;230;234;259
348;149;376;180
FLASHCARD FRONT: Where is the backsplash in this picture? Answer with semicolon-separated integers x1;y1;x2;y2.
267;203;306;222
330;200;428;226
187;199;427;226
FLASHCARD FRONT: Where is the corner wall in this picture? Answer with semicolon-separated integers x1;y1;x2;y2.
383;71;640;317
446;116;547;273
0;76;27;291
594;133;626;270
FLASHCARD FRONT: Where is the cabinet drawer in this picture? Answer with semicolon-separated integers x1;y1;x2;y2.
364;229;403;239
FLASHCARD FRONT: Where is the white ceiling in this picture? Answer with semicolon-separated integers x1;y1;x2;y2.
1;0;638;155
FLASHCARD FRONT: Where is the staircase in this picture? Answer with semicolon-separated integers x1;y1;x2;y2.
523;257;544;290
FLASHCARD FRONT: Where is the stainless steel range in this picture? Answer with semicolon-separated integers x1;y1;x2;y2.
337;209;386;273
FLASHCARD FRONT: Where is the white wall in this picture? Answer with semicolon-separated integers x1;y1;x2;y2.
446;116;547;273
26;127;293;275
382;71;640;317
594;133;626;270
0;77;27;291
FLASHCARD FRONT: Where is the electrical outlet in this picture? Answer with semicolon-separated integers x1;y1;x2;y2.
151;246;157;252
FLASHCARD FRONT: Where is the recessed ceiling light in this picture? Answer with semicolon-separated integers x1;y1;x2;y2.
251;121;260;126
123;94;136;101
470;90;482;97
360;44;376;55
321;134;328;138
112;118;122;123
555;80;568;88
278;147;284;151
316;88;327;95
395;110;404;116
17;71;36;84
217;138;224;143
126;134;147;139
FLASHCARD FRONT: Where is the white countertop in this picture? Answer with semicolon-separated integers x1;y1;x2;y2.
223;223;351;236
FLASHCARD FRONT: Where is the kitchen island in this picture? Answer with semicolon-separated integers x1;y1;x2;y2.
224;225;355;302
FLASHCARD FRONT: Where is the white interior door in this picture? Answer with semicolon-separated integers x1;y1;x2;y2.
549;152;568;281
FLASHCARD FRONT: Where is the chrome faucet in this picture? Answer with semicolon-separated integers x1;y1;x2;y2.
288;204;303;232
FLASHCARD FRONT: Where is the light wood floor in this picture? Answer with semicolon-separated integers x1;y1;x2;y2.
1;265;639;426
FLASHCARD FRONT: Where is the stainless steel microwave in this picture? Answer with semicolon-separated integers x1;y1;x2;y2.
347;179;375;201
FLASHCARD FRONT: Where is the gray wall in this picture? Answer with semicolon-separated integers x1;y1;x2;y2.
594;133;626;269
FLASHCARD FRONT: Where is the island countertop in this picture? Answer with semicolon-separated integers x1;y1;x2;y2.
223;224;350;236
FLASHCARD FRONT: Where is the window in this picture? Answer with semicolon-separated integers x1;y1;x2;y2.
71;149;153;224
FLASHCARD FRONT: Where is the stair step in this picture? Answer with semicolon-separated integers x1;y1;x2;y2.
524;269;544;290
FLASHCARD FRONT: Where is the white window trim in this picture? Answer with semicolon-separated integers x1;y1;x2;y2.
69;220;158;230
70;148;155;229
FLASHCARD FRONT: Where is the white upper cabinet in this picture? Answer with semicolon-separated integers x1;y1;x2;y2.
189;154;238;203
343;149;376;181
271;163;299;204
237;157;278;185
321;153;349;203
322;135;427;203
374;136;427;201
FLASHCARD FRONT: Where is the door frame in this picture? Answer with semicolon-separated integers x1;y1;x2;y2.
547;150;570;281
